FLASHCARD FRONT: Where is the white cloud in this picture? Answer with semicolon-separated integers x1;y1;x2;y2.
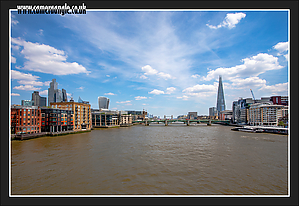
11;70;39;81
165;87;176;94
141;65;175;80
38;29;43;36
106;75;110;77
17;80;45;86
39;90;48;96
11;37;90;75
273;42;288;53
230;77;267;89
259;82;288;95
176;95;189;101
182;84;216;94
11;93;20;96
206;12;246;29
148;89;165;95
273;42;289;60
135;96;147;100
11;56;16;63
116;100;131;104
77;86;84;90
13;85;41;91
142;65;158;75
202;53;283;81
104;92;115;95
191;74;200;78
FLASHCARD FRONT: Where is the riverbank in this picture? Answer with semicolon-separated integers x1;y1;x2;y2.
11;130;91;141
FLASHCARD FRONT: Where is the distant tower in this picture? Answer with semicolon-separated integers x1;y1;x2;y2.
216;76;226;115
98;97;110;110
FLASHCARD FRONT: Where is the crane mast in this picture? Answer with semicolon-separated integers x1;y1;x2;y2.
250;89;255;101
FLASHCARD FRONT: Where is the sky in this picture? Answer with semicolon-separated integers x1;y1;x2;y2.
10;10;289;118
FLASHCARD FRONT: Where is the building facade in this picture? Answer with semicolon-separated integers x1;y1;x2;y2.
98;96;110;110
209;107;217;117
50;101;91;131
92;110;119;127
248;103;286;126
32;91;47;107
270;96;288;106
188;112;198;120
21;100;34;106
41;108;74;132
216;76;226;116
11;105;41;134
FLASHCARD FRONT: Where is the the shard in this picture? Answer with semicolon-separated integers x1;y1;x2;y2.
216;75;226;115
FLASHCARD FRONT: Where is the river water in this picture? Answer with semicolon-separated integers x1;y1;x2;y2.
11;124;288;195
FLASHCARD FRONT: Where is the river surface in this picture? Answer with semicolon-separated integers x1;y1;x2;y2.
11;124;288;195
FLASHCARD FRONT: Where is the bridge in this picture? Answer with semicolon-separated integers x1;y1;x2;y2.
132;119;230;126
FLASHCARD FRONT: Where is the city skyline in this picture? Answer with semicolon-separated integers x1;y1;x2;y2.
10;10;289;117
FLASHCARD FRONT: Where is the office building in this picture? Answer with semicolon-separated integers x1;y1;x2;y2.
21;100;34;106
188;112;197;120
48;79;67;106
270;96;288;106
209;107;217;117
32;91;47;107
10;105;41;134
98;96;110;110
216;76;226;115
50;101;91;131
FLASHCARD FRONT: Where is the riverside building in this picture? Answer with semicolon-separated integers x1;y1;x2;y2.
40;107;74;132
50;101;91;131
10;105;41;134
248;102;286;126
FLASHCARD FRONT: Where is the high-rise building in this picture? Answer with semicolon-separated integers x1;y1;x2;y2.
62;89;68;102
32;91;47;107
216;76;226;115
48;79;67;106
98;97;110;110
209;107;217;117
21;100;34;106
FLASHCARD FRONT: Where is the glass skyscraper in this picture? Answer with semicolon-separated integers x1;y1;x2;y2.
216;76;226;115
98;97;110;110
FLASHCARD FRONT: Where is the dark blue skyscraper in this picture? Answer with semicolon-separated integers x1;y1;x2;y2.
216;76;226;115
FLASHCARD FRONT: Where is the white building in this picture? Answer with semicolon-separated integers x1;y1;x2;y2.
248;103;286;126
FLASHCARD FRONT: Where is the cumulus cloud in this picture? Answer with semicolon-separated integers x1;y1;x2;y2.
165;87;176;94
11;56;16;63
116;100;131;104
39;90;48;95
202;53;283;81
77;86;84;90
182;84;216;94
230;77;267;89
176;95;189;100
141;65;175;80
259;82;288;95
191;74;200;78
13;85;41;91
273;42;289;60
11;93;20;96
11;37;90;75
148;89;165;95
11;70;39;81
104;92;115;95
206;12;246;29
135;96;147;100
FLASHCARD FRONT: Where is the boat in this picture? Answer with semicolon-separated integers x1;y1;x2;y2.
231;127;264;133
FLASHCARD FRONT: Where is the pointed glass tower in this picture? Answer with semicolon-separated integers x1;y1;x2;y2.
216;76;226;114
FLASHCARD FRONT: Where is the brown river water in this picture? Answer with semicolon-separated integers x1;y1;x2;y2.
11;124;288;196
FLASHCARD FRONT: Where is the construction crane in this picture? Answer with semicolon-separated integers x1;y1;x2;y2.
250;89;255;101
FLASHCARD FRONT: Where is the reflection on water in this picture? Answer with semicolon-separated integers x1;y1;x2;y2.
11;124;288;195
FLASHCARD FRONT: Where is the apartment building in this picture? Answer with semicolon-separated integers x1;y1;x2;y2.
50;101;91;131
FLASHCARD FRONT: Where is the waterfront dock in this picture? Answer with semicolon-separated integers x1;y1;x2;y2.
12;130;91;141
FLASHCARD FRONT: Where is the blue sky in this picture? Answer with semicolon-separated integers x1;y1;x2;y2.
10;10;289;117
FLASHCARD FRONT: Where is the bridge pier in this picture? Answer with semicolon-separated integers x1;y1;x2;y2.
145;120;149;126
207;119;212;126
187;120;190;126
165;120;168;126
